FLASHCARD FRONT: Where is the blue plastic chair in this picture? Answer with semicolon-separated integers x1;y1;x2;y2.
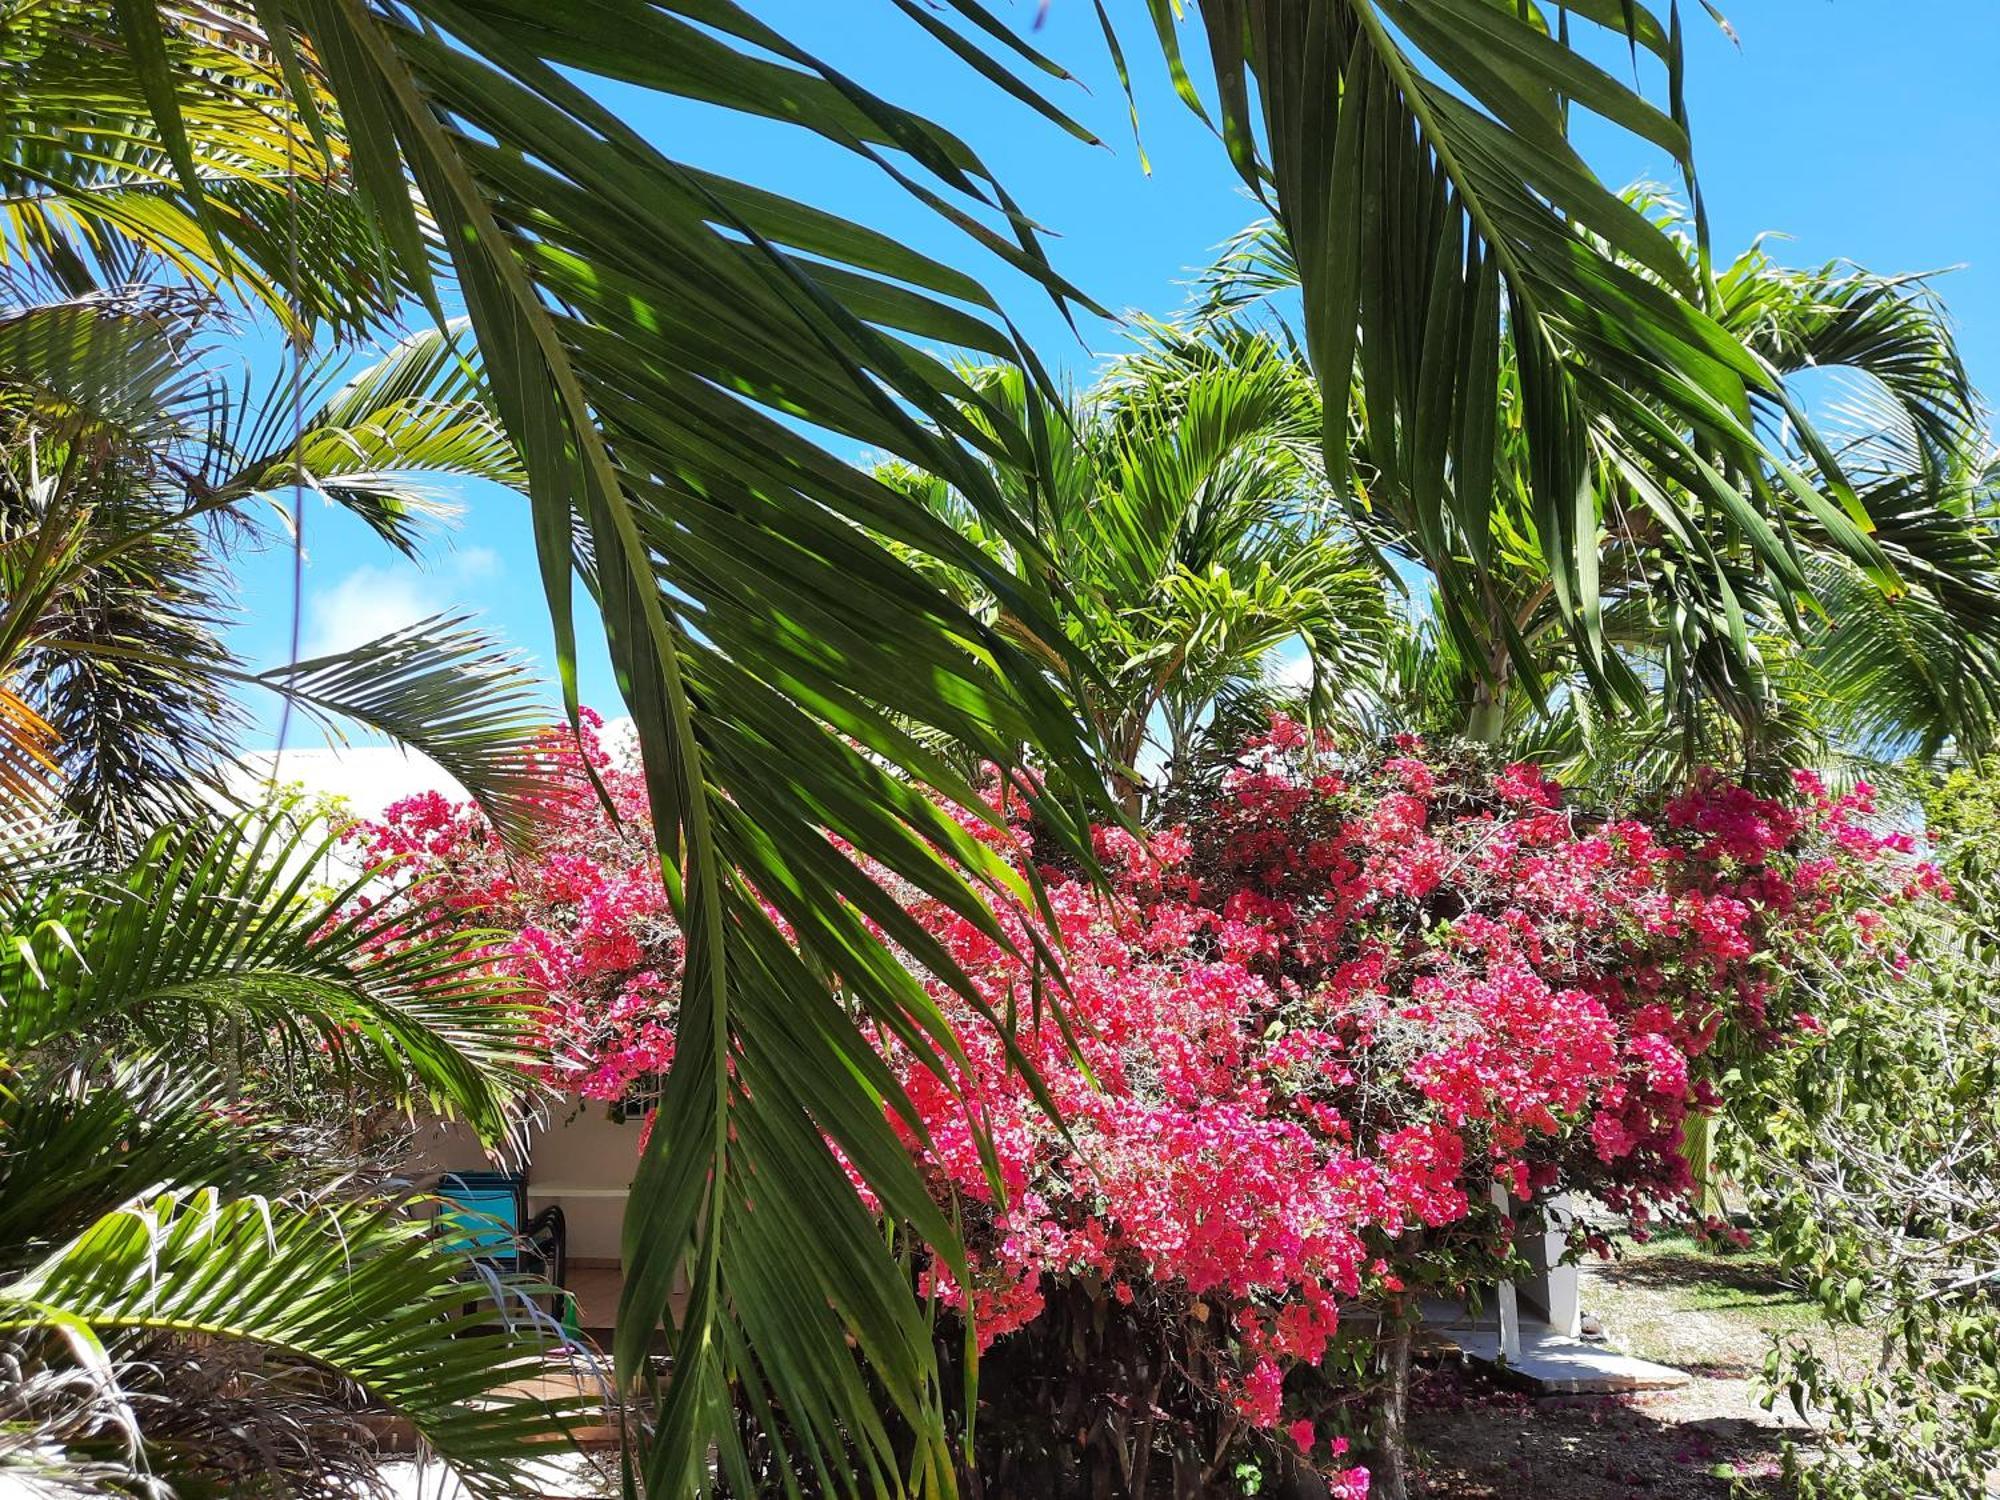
436;1170;567;1304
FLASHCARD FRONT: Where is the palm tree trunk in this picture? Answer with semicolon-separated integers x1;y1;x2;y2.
1464;643;1512;746
1109;719;1149;818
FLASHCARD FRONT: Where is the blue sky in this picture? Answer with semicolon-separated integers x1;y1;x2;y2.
231;3;2000;746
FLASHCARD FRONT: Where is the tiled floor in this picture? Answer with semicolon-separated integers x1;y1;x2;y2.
564;1264;624;1335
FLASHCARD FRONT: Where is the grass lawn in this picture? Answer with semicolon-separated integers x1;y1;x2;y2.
1586;1231;1830;1374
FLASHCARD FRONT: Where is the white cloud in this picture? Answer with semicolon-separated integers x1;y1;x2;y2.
301;546;503;658
1268;640;1314;691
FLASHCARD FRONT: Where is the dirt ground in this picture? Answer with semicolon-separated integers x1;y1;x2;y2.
1408;1234;1848;1498
368;1236;1856;1499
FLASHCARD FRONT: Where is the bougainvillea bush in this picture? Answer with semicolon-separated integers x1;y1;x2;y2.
349;710;682;1105
861;723;1941;1497
351;715;1943;1497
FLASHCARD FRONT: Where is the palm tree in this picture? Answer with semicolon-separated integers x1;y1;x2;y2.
1780;399;2000;766
0;807;580;1496
1188;213;1999;774
0;0;414;336
70;2;1899;1491
0;285;556;857
883;343;1389;812
1160;11;1923;748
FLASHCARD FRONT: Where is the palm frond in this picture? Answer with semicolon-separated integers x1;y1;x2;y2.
0;687;61;852
0;291;209;456
907;341;1382;804
1189;217;1301;334
0;1059;282;1278
0;1189;581;1498
219;319;522;556
1;448;247;860
254;615;559;850
1797;542;2000;763
0;4;415;336
1137;3;1881;709
1720;250;1980;469
0;289;550;854
1183;192;2000;766
96;1;1865;1489
96;8;1131;1490
0;809;541;1141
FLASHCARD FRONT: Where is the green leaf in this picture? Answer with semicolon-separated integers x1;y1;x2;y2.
0;808;540;1141
254;615;555;849
0;1189;583;1496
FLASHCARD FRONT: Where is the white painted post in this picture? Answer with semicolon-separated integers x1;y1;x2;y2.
1542;1196;1582;1337
1492;1183;1521;1362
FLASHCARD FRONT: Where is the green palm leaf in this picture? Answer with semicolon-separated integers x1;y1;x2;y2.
219;319;523;556
0;293;206;455
0;292;249;854
0;809;540;1141
1;2;413;334
0;1189;581;1498
0;295;550;853
253;615;560;850
1136;2;1876;699
1185;201;2000;760
0;799;589;1494
96;2;1858;1491
0;1059;282;1276
900;342;1391;804
1720;252;1977;470
106;8;1117;1492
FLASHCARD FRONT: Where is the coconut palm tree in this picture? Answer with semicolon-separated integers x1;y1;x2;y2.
0;807;577;1497
0;274;590;1491
65;2;1904;1491
881;343;1390;812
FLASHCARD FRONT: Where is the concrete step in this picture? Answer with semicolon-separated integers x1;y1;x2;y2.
1424;1320;1688;1408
